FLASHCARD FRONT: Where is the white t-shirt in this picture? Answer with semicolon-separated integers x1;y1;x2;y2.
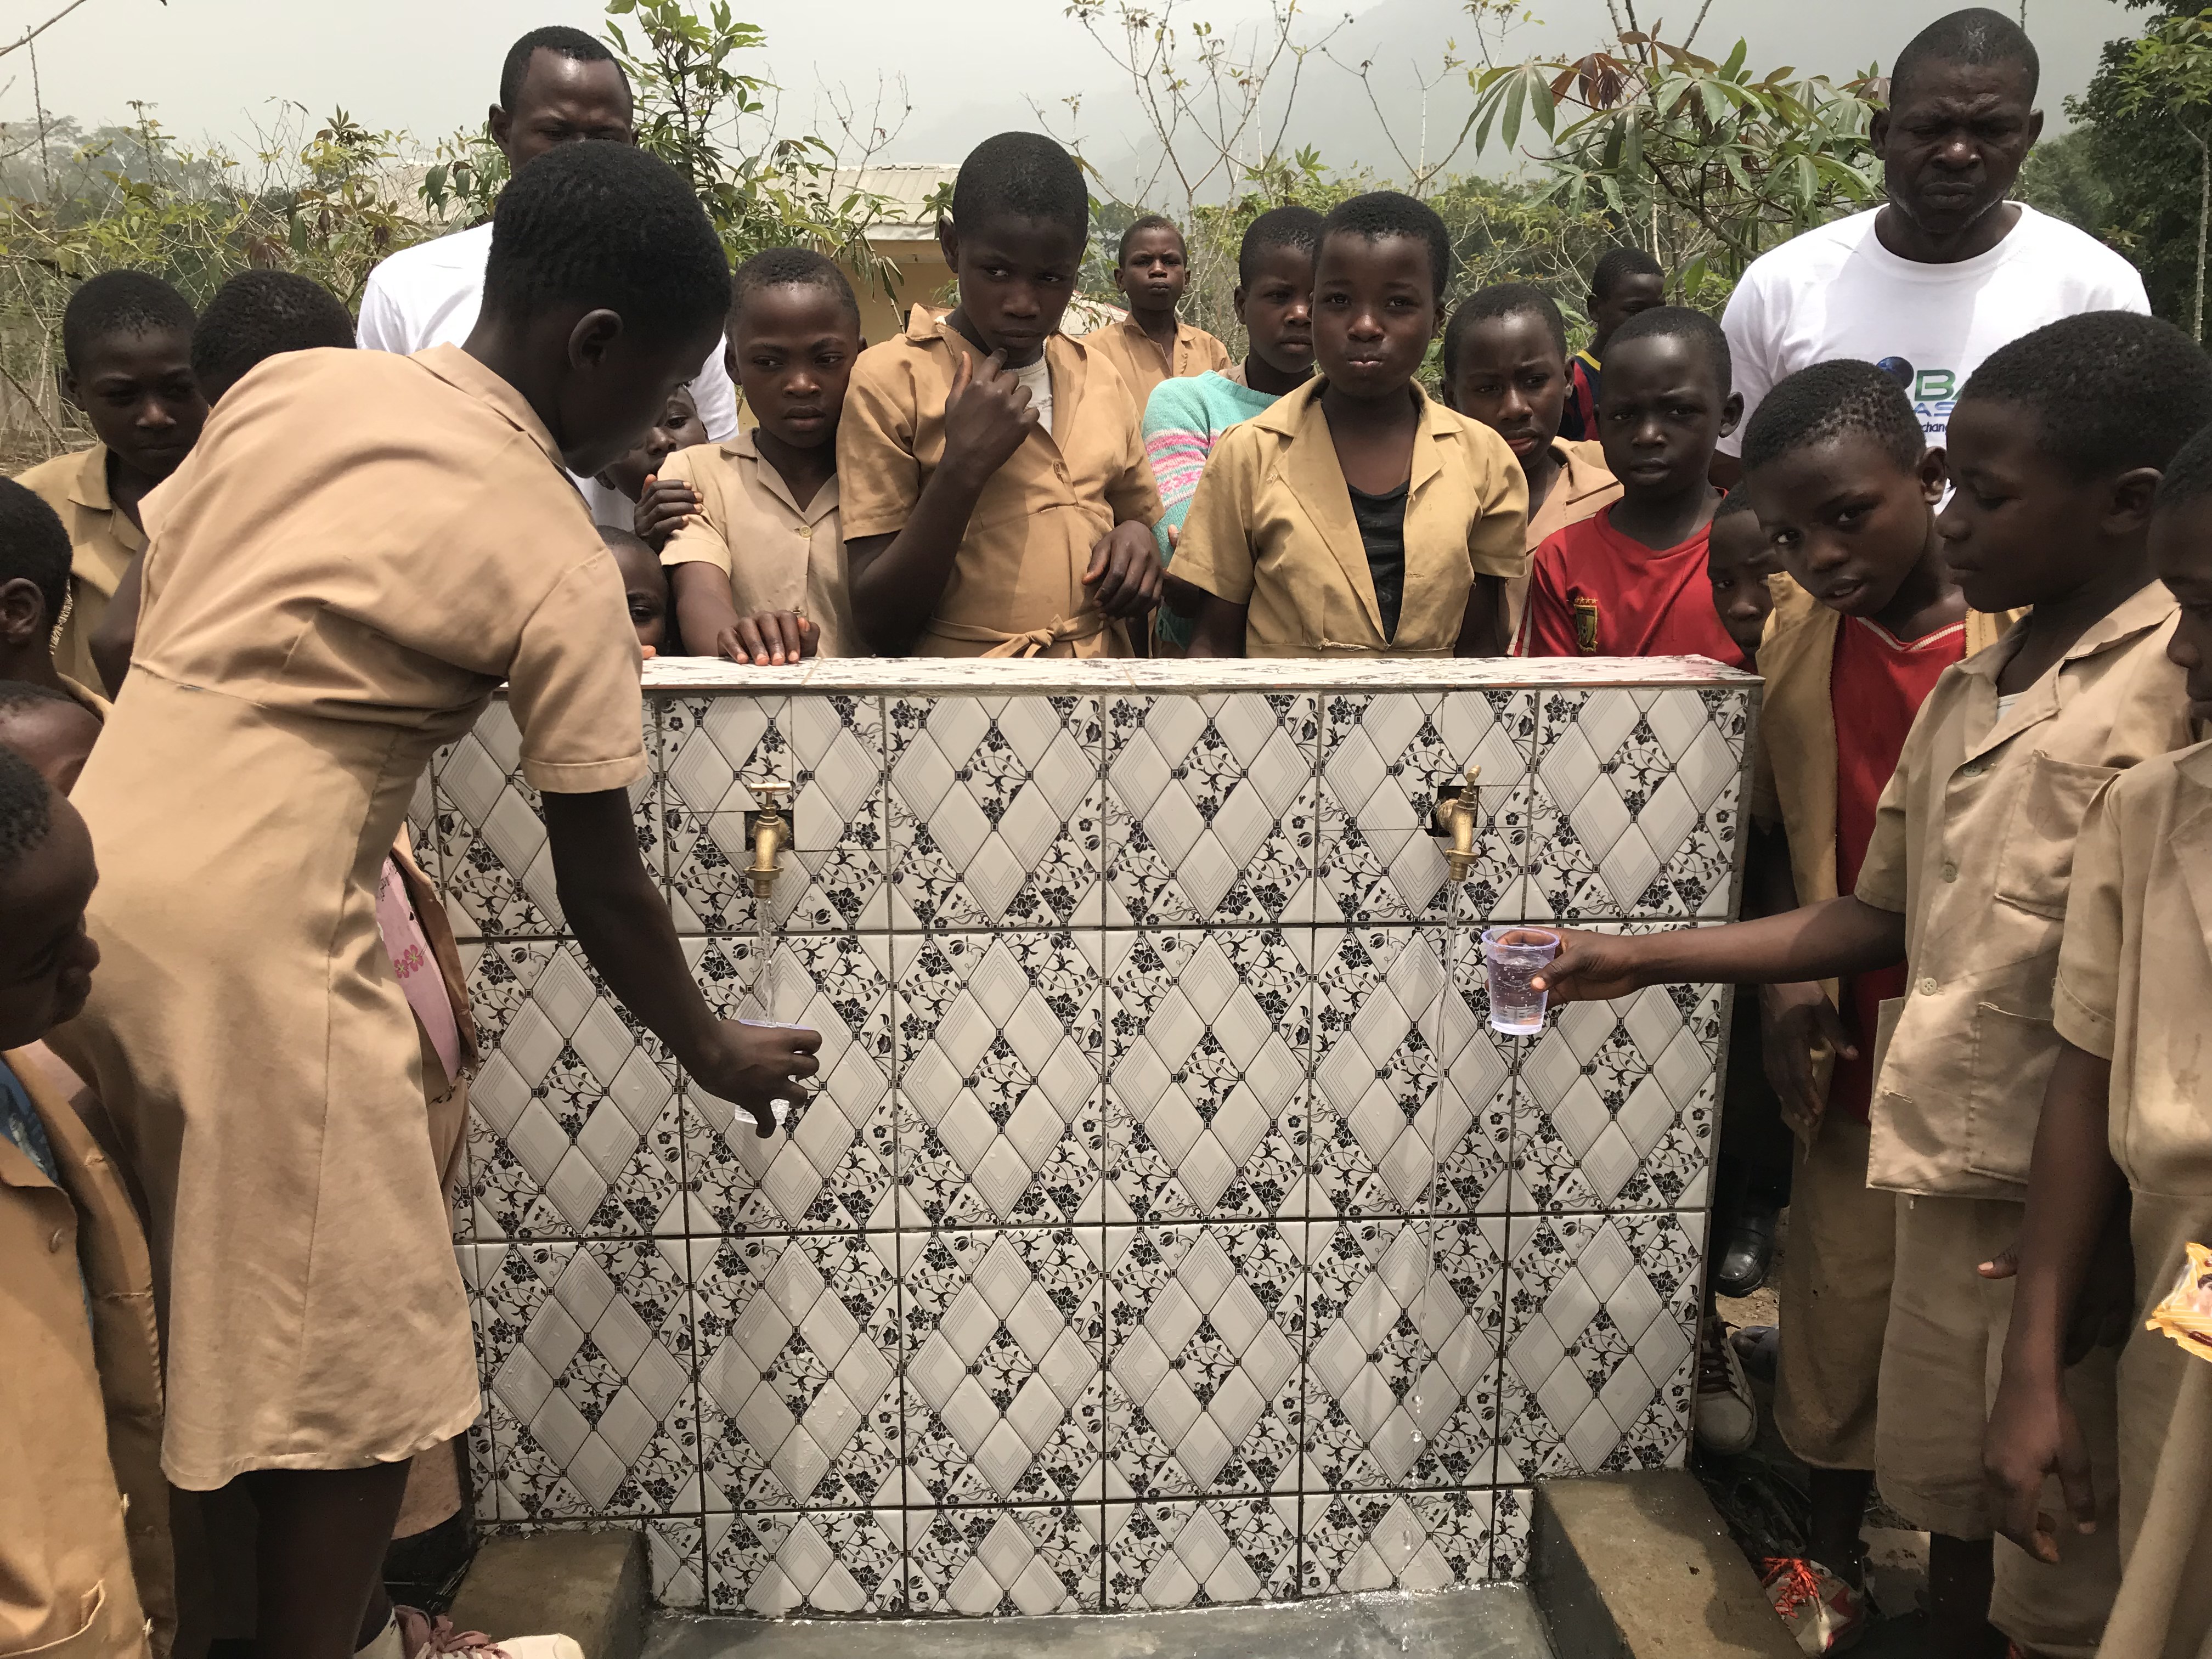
1012;354;1054;436
1719;203;2150;456
357;222;740;525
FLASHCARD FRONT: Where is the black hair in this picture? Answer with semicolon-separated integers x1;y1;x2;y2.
0;478;71;626
1237;204;1323;289
1441;283;1568;381
499;25;629;111
1606;304;1731;392
1962;312;2212;480
1591;246;1663;301
190;270;355;398
597;523;657;560
2154;422;2212;517
481;142;729;342
0;680;81;718
61;270;194;376
1741;359;1923;476
730;247;860;331
1713;484;1758;522
1117;213;1183;265
950;132;1089;240
1890;7;2039;106
1318;190;1453;300
0;740;52;878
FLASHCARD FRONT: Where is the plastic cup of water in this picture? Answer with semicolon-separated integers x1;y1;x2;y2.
1482;927;1561;1036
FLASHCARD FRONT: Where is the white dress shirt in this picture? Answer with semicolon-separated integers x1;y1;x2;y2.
358;222;738;526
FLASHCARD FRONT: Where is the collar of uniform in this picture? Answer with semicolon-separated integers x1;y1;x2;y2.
411;344;567;473
721;426;840;526
2175;735;2212;793
64;442;113;513
911;308;1086;462
1549;438;1615;506
1959;580;2177;760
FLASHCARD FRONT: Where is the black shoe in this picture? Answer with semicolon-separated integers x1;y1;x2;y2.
1714;1203;1778;1298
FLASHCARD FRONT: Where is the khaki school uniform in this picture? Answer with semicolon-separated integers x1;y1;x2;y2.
16;443;145;695
1751;585;2018;1470
838;307;1163;657
1853;583;2192;1653
1082;313;1233;409
661;431;857;657
1506;437;1619;643
48;343;646;1491
2053;741;2212;1659
1171;377;1527;657
2;1041;173;1659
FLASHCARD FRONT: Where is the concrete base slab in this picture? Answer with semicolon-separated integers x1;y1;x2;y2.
447;1531;648;1659
639;1585;1554;1659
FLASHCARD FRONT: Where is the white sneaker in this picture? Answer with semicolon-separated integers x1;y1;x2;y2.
1695;1313;1759;1454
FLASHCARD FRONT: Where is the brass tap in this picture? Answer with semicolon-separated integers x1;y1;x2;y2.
745;785;792;902
1431;764;1482;884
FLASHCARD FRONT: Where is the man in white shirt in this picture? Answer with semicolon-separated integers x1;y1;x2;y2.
1716;8;2148;482
358;25;737;523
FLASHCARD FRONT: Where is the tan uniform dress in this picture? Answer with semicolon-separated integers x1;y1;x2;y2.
1081;313;1233;410
659;432;857;657
47;343;647;1492
1170;377;1528;657
837;307;1163;657
1853;584;2192;1654
1506;437;1618;644
1751;585;2018;1470
2053;741;2212;1659
2;1041;172;1659
15;443;145;696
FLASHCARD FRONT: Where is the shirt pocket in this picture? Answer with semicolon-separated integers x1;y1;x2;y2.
1993;754;2118;919
1869;994;1906;1085
1963;1001;2062;1186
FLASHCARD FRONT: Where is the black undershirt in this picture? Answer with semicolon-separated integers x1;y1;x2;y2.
1347;480;1409;642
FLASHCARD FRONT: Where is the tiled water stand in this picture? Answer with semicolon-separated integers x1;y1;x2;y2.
424;655;1759;1616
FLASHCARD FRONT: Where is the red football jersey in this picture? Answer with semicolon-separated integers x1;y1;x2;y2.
1517;506;1750;668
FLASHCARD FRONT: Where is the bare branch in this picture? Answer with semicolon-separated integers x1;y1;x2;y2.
0;0;105;61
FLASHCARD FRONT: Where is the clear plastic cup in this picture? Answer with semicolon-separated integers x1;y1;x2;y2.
1482;927;1561;1036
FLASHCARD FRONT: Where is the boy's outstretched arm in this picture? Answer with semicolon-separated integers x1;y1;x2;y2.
1984;1041;2125;1565
1532;895;1905;1005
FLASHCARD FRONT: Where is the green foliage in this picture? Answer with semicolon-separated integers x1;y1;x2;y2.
2015;130;2113;238
2110;5;2212;338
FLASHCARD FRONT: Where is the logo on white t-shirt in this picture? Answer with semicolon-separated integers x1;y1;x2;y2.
1876;356;1959;438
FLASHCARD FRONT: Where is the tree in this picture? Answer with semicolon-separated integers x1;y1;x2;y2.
2067;2;2203;332
2112;7;2212;340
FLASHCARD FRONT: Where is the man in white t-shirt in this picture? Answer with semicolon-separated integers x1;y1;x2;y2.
1717;8;2147;481
358;25;738;523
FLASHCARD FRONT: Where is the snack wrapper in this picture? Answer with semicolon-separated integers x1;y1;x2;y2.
2146;1240;2212;1363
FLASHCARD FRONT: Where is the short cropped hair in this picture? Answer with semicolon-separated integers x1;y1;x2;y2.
1237;204;1323;288
190;270;355;398
1607;304;1731;391
2154;422;2212;517
482;142;729;342
499;25;629;111
0;680;77;719
951;132;1089;239
1592;246;1663;301
729;247;860;331
0;478;71;625
61;270;194;376
1319;190;1453;299
1891;8;2039;106
0;741;52;879
1441;283;1568;381
1962;312;2212;479
1741;359;1924;476
1116;213;1183;265
1713;484;1757;521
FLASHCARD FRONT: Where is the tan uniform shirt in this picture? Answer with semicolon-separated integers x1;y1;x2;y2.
15;444;145;695
1853;583;2196;1198
1171;377;1528;657
1081;313;1234;410
49;343;645;1489
660;431;857;658
1506;437;1620;642
837;306;1163;657
1;1042;171;1659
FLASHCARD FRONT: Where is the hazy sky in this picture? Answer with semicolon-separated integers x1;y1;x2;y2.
0;0;2137;179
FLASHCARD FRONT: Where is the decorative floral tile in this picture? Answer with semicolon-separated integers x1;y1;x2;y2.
1103;1222;1306;1498
680;934;895;1233
406;769;438;887
1102;1497;1300;1610
885;695;1103;929
691;1232;902;1510
1104;929;1312;1221
433;699;661;938
1310;928;1512;1219
663;693;887;933
706;1508;906;1616
1499;1210;1700;1482
481;1517;705;1612
1490;1485;1533;1581
1526;687;1749;921
469;1239;699;1518
460;942;683;1239
1297;1489;1500;1596
1317;690;1535;924
899;1226;1108;1506
905;1505;1106;1615
893;932;1105;1227
1301;1215;1505;1492
1101;693;1319;925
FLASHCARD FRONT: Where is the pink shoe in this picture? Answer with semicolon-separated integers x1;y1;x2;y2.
1760;1556;1867;1654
